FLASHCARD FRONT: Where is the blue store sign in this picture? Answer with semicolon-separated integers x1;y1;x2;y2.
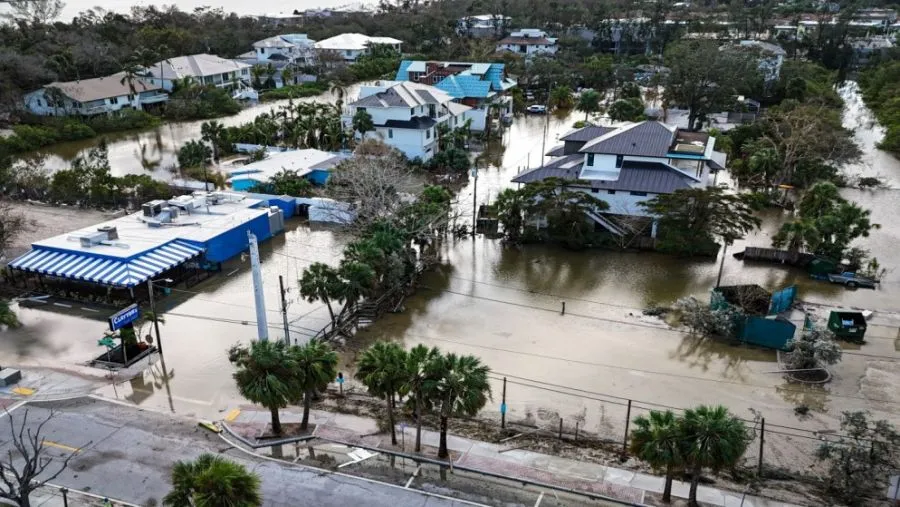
109;304;140;331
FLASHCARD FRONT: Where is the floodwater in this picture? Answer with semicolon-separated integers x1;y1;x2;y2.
23;84;362;178
2;84;900;463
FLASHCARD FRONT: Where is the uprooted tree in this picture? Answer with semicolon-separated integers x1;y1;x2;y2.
816;411;900;506
0;410;79;507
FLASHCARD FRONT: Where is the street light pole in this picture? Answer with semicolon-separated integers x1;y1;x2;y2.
470;167;478;238
716;242;729;288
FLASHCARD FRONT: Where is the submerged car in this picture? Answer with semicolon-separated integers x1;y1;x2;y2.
526;104;547;114
827;272;878;289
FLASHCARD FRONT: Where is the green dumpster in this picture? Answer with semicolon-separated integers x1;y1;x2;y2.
827;311;867;342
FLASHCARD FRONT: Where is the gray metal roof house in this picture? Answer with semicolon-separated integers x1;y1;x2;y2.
513;121;726;237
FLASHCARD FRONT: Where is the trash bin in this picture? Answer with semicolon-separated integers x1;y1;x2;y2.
827;311;868;342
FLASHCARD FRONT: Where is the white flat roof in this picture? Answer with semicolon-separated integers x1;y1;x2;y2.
33;194;267;259
228;150;347;182
315;33;402;51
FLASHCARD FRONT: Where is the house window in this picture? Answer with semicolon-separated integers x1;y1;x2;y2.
112;97;121;104
36;99;43;107
388;129;393;139
243;69;249;75
607;190;616;195
591;188;599;193
630;191;647;196
426;129;431;139
358;107;366;113
127;94;135;101
261;48;265;54
410;107;415;115
345;50;353;57
587;153;595;166
616;155;624;168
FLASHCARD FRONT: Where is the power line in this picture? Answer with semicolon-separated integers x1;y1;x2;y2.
406;331;900;407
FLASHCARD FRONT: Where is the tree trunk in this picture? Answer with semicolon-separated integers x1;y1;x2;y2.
663;465;673;503
688;108;698;132
387;392;397;446
688;464;701;507
301;389;312;431
414;389;423;452
270;407;282;435
324;298;336;329
438;416;449;459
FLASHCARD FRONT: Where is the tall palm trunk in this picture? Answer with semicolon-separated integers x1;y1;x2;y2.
270;406;282;435
688;464;701;506
324;296;336;329
414;388;423;452
663;464;673;503
301;389;312;431
387;392;397;445
438;415;449;459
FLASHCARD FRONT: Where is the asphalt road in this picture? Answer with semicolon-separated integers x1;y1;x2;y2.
0;398;478;507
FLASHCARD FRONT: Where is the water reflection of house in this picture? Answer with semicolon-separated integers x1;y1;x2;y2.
394;60;516;131
512;121;726;238
6;192;285;300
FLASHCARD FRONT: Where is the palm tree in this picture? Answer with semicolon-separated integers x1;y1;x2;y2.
281;66;294;87
680;405;749;507
163;453;262;507
119;59;142;96
356;341;408;445
424;353;492;459
201;120;226;163
331;82;347;109
576;89;601;121
404;344;441;452
299;262;341;330
294;340;338;431
227;340;302;436
630;410;683;503
250;65;266;89
336;261;376;318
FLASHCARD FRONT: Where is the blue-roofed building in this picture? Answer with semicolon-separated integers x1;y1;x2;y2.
394;60;517;131
6;192;286;299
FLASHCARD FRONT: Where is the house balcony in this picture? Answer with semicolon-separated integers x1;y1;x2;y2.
140;93;169;104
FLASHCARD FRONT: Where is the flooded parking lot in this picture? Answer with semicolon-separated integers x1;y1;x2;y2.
2;83;899;471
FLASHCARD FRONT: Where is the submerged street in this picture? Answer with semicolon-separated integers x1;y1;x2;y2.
2;82;900;477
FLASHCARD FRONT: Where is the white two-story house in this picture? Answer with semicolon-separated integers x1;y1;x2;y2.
496;29;558;57
314;33;402;63
252;34;317;66
512;121;726;237
141;54;252;91
24;75;168;117
343;81;471;161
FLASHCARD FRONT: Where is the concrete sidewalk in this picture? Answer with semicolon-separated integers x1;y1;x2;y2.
226;406;799;507
0;367;101;402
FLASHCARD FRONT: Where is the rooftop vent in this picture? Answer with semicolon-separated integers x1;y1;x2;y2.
142;200;168;218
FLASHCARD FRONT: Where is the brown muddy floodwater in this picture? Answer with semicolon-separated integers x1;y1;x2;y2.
2;83;900;472
24;84;363;177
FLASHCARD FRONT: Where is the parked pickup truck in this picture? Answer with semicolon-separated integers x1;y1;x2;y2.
827;272;878;289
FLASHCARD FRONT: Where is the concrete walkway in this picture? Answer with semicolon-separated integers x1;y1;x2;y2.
226;406;800;507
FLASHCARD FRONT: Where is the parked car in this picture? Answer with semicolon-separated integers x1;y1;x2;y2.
526;105;547;114
827;272;878;289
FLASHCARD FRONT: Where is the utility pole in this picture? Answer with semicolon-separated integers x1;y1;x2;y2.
279;275;290;344
470;167;478;238
248;230;268;341
147;279;164;354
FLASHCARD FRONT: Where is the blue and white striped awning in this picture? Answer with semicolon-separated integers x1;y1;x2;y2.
9;240;204;288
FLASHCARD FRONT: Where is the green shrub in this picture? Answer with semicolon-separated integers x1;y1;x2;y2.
259;81;328;102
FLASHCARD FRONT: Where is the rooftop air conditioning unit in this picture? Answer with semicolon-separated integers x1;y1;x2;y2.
142;200;167;217
79;231;108;248
97;226;118;240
